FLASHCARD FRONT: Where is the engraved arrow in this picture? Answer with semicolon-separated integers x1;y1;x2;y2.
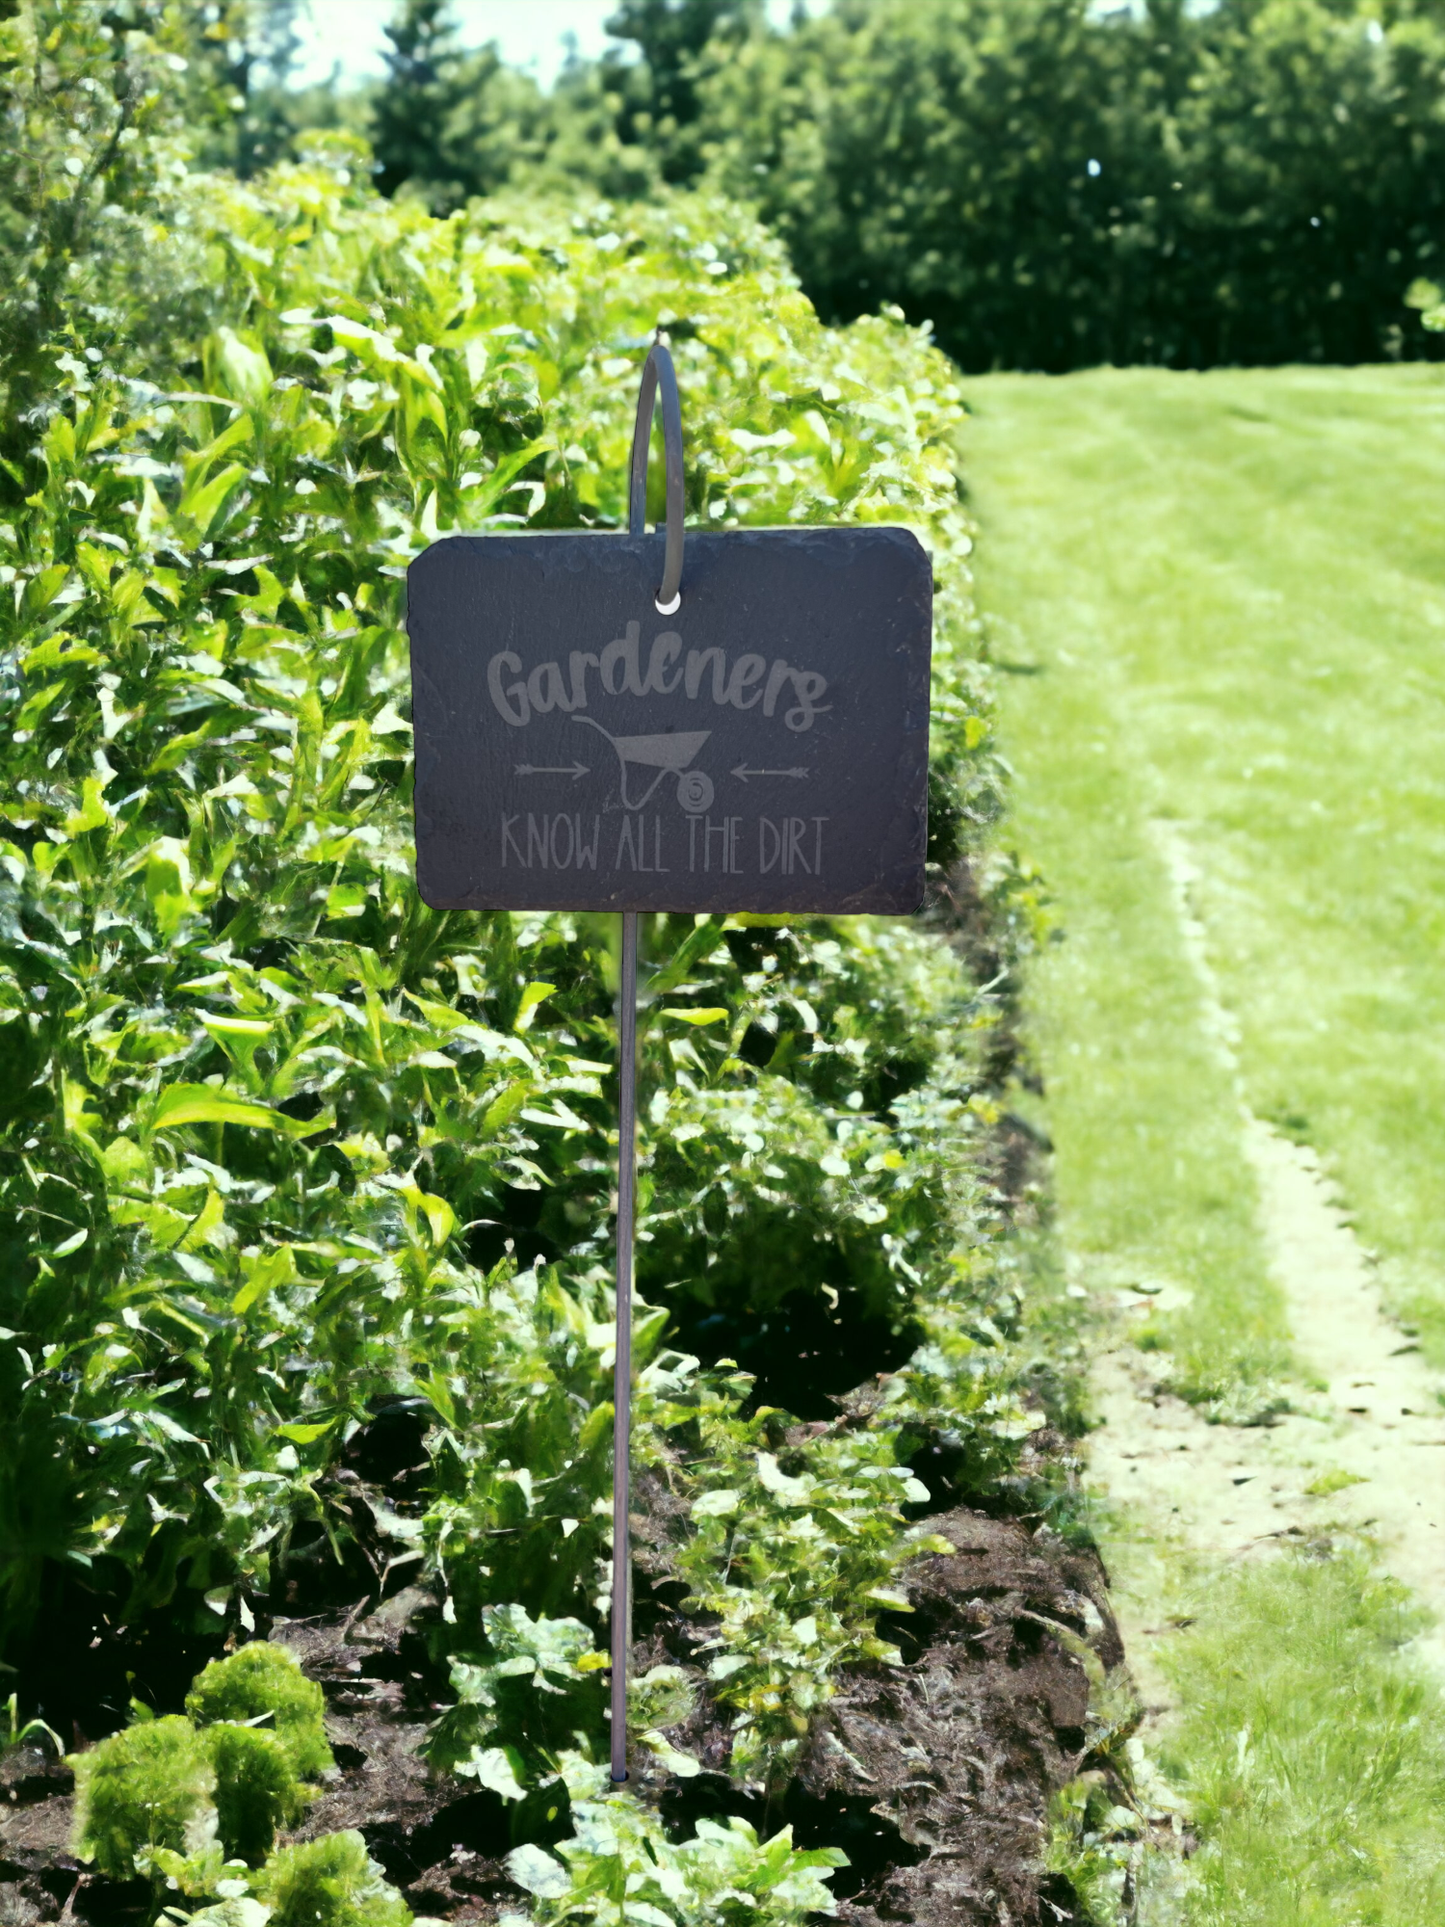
731;764;809;782
515;761;590;781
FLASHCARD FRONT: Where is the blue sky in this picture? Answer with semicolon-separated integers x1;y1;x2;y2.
291;1;812;92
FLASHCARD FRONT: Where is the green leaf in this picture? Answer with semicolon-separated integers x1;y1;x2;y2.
62;1079;104;1155
459;1743;527;1801
64;776;112;838
232;1244;299;1315
201;1016;272;1039
514;982;556;1032
149;1086;293;1135
143;837;196;939
505;1845;570;1899
418;1192;456;1246
21;564;69;618
178;462;249;536
645;915;729;998
206;326;273;408
639;1728;701;1777
468;434;553;517
691;1489;740;1518
274;1418;337;1445
22;633;101;675
16;680;66;731
481;1079;530;1134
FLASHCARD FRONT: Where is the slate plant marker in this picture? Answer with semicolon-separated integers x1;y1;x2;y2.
407;336;933;1782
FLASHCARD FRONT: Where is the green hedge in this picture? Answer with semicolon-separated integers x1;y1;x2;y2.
0;6;1049;1906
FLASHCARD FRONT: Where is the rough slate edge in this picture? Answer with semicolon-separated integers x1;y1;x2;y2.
405;525;932;916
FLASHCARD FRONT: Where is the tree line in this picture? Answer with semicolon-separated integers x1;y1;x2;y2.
356;0;1445;372
7;1;1444;373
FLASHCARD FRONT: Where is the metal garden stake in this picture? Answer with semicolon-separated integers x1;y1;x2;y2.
609;337;686;1779
611;903;638;1781
406;333;934;1789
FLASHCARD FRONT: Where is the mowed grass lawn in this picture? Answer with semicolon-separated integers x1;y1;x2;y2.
962;365;1445;1382
963;368;1445;1923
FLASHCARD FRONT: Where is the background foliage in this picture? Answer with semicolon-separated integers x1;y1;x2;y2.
695;0;1445;370
358;0;1445;373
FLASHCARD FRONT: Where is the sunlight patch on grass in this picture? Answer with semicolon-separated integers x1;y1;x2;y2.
1150;1546;1445;1926
963;383;1288;1402
1304;1468;1368;1499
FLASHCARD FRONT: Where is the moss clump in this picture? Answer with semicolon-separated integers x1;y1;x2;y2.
72;1715;215;1880
254;1831;412;1927
206;1722;308;1865
187;1643;333;1781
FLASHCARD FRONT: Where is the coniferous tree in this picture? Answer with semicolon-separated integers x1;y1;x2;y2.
370;0;548;212
371;0;465;201
601;0;762;182
237;0;307;177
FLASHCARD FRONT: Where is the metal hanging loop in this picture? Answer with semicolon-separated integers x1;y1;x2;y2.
628;337;685;615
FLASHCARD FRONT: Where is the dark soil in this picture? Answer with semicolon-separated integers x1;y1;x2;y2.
267;1588;531;1921
1;1503;1128;1927
793;1508;1124;1927
644;1505;1127;1927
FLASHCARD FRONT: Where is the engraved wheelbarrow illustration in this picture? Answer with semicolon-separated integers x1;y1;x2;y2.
574;715;715;813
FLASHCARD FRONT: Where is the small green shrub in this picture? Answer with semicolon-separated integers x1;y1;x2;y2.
253;1831;412;1927
187;1644;333;1782
428;1604;607;1799
505;1777;847;1927
206;1722;308;1866
71;1715;215;1881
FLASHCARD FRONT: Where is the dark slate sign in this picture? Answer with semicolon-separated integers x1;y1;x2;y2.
407;525;931;915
